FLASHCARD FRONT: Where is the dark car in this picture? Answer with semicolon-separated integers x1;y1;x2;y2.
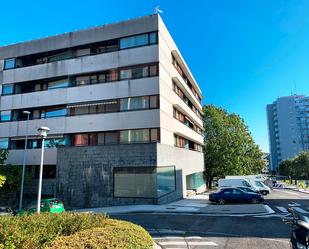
209;187;264;205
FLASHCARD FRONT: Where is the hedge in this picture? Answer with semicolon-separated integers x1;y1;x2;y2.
45;219;153;249
0;213;152;249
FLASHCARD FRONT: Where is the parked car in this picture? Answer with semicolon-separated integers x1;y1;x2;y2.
218;178;258;191
225;176;271;195
232;186;260;194
209;187;264;205
17;198;65;215
0;206;14;216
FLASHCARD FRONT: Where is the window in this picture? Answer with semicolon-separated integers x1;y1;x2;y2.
74;134;89;146
2;84;14;95
120;69;132;80
114;166;175;198
150;128;159;141
76;48;91;57
120;96;149;111
48;51;72;62
44;137;67;148
76;76;90;86
150;96;159;109
120;129;149;143
4;58;16;70
149;32;158;44
0;138;9;149
114;167;157;198
157;166;176;197
97;133;105;145
43;108;67;118
105;132;118;144
0;111;11;122
120;34;149;49
48;79;69;90
149;64;158;76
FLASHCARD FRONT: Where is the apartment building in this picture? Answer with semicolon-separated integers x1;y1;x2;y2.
0;14;205;208
267;95;309;172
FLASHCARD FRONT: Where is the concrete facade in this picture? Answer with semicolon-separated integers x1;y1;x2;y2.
267;95;309;172
0;14;205;208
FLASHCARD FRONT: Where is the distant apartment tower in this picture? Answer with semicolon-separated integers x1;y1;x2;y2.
267;95;309;172
0;14;205;208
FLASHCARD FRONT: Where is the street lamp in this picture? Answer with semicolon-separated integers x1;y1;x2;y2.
37;126;50;213
19;110;31;211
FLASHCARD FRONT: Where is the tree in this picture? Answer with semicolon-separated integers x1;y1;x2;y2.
0;150;31;193
278;158;294;183
203;105;264;188
0;150;8;188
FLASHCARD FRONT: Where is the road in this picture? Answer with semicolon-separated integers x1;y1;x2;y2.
111;189;309;249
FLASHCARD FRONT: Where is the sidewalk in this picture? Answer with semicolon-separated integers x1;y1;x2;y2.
75;194;271;216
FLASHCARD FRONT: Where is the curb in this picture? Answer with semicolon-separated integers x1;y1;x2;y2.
281;188;309;195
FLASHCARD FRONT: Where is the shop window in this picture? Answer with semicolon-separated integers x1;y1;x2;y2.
157;166;176;197
114;167;157;198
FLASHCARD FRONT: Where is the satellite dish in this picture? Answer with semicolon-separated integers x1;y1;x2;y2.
154;6;163;14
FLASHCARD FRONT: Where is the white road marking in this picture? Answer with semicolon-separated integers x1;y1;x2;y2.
159;241;186;245
288;202;301;207
276;206;288;213
264;204;275;214
187;241;218;246
293;207;309;214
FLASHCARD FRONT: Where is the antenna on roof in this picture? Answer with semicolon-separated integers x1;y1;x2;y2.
154;6;163;14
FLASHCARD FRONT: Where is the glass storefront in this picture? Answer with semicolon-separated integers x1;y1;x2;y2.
186;171;205;190
114;166;176;198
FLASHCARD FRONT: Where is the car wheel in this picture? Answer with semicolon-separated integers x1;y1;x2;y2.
261;190;268;195
251;198;259;204
218;198;225;205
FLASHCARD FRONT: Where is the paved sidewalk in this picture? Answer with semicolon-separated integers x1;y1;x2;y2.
75;194;271;216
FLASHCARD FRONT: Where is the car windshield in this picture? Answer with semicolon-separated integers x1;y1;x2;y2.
50;199;63;205
255;181;263;187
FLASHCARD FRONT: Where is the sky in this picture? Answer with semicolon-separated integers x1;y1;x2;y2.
1;0;309;152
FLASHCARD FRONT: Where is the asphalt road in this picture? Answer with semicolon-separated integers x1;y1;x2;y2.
111;189;309;249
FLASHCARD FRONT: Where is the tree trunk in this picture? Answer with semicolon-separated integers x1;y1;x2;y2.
206;176;213;190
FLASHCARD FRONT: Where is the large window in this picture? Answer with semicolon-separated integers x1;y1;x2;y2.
120;34;149;49
3;58;16;70
0;138;9;149
120;129;149;144
41;107;67;118
114;166;175;198
48;79;70;90
1;84;14;95
186;172;205;190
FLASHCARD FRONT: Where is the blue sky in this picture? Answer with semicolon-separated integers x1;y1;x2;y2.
1;0;309;152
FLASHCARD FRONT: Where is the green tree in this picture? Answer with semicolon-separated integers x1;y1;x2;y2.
0;150;31;193
278;158;294;183
203;105;264;188
0;150;8;188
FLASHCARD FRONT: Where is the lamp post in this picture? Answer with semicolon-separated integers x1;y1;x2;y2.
19;110;31;211
37;126;50;213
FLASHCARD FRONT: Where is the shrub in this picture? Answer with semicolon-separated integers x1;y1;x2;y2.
45;219;153;249
0;212;107;249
